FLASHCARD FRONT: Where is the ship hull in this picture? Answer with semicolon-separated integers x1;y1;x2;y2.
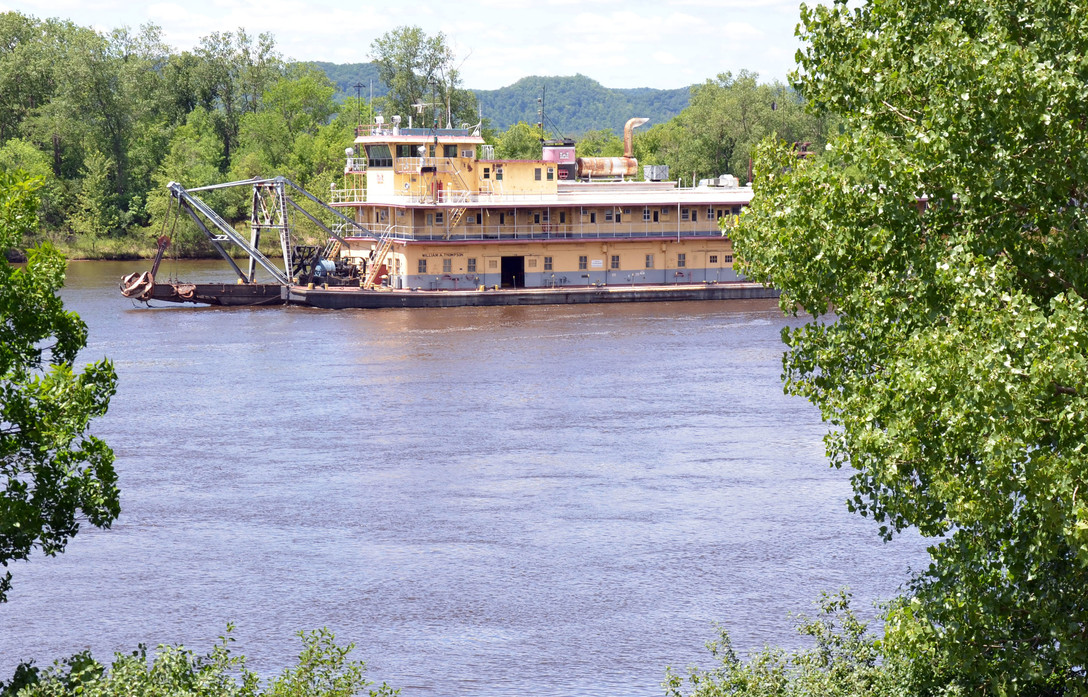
288;282;777;309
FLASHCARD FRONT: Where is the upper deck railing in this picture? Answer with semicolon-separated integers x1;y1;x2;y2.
336;222;732;243
354;125;478;138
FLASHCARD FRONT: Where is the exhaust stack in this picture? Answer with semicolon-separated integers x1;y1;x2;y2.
576;117;649;179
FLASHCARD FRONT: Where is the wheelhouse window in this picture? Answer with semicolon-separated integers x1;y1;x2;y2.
443;258;452;273
484;167;491;179
467;258;477;272
364;144;393;167
534;168;542;181
443;144;457;157
611;255;620;269
677;253;686;268
544;256;553;271
578;255;588;270
418;259;427;273
645;254;655;268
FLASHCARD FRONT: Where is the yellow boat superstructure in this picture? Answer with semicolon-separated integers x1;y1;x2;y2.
329;118;750;292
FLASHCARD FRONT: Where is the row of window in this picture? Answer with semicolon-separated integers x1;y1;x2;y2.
418;258;480;273
392;144;476;159
415;254;733;273
417;207;740;227
481;166;558;182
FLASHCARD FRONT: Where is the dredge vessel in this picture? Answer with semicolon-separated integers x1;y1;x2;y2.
120;116;775;308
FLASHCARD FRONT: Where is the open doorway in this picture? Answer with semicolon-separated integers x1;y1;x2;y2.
501;256;525;288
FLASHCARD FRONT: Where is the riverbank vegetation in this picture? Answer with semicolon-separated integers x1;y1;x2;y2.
0;13;827;260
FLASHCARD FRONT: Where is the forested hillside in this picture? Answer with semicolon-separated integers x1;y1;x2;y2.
312;64;690;135
473;74;691;135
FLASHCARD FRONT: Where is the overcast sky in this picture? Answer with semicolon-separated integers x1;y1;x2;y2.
0;0;809;90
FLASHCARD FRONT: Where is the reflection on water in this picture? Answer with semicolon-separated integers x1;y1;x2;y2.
0;261;928;697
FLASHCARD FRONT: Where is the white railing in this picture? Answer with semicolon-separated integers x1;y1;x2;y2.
334;223;727;242
438;189;473;204
345;158;367;172
328;188;366;204
338;224;414;241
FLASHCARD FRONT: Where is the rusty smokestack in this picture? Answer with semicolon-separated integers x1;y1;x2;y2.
624;117;649;158
575;117;650;180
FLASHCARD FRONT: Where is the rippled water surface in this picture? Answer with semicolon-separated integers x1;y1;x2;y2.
0;261;929;696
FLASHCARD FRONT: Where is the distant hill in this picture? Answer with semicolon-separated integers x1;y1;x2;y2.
475;74;691;136
308;62;691;136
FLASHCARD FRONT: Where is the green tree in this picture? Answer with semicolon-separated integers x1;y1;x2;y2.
664;592;908;697
735;0;1088;691
3;627;397;697
0;170;118;603
369;26;476;128
494;121;543;160
262;64;336;141
575;129;623;158
148;107;225;254
638;72;828;185
0;138;69;237
194;29;282;167
69;149;123;252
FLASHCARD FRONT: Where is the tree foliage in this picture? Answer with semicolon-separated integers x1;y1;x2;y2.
0;170;118;603
734;0;1088;691
2;627;398;697
369;26;476;129
641;71;829;184
0;14;348;254
664;591;908;697
493;121;544;160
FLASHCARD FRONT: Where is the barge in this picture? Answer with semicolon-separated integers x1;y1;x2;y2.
120;115;776;308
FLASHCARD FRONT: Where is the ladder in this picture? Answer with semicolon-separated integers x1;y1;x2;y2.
323;238;342;261
361;226;396;289
448;207;467;230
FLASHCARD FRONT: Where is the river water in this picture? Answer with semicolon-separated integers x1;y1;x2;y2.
0;260;929;696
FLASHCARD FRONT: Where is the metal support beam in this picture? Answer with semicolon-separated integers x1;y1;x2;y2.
168;181;291;285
